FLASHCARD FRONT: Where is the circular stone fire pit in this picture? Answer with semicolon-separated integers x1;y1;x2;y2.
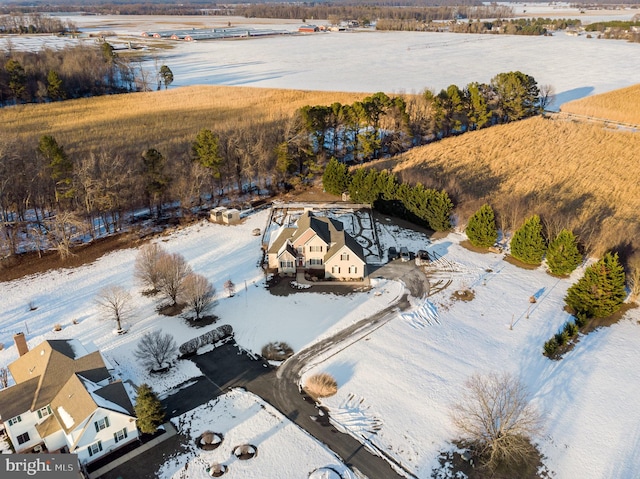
309;466;343;479
206;463;227;477
233;444;257;460
196;431;224;451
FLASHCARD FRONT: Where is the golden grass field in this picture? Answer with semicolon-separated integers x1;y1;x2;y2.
0;86;367;159
561;84;640;125
378;114;640;254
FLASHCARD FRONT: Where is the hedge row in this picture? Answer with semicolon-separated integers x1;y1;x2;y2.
179;324;233;356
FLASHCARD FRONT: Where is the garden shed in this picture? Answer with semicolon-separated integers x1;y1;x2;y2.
222;208;241;225
210;206;227;223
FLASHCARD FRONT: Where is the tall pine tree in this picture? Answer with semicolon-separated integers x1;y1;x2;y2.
565;252;626;318
466;204;498;247
134;383;165;434
322;157;350;196
546;229;581;276
510;214;546;265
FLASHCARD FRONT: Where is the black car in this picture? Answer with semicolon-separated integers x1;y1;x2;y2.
388;246;399;261
417;250;430;261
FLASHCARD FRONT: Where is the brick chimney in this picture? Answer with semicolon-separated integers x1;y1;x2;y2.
13;332;29;357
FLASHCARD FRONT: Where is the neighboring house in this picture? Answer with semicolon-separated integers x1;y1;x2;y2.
0;333;138;465
267;211;366;280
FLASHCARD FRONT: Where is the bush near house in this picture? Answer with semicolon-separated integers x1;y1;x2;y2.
510;215;546;265
466;204;498;248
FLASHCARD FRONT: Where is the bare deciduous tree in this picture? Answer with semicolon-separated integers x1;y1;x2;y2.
95;285;133;333
133;330;178;371
451;372;542;471
134;243;168;294
181;273;216;320
156;252;192;305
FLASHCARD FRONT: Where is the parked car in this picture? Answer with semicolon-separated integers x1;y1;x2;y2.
417;250;430;261
388;246;399;261
399;247;411;262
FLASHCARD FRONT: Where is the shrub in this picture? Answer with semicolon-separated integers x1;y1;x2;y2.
574;311;588;328
304;372;338;398
543;337;558;357
466;204;498;248
555;330;570;346
510;214;546;265
261;341;294;361
178;324;233;356
564;321;579;338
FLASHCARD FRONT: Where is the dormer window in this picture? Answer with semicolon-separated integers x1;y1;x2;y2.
37;406;52;419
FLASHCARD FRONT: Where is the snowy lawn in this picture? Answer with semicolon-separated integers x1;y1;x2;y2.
158;388;355;479
303;232;640;478
0;209;402;395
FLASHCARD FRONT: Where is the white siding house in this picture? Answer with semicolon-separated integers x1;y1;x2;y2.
0;335;139;465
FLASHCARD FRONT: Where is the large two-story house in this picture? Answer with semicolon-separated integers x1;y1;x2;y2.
267;211;367;280
0;333;139;465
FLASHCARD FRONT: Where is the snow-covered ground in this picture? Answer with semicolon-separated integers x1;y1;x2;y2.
2;206;639;478
3;8;639;109
158;388;356;479
303;231;640;479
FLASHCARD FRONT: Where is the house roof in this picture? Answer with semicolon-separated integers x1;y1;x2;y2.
2;340;116;428
267;227;296;254
290;211;343;247
35;414;62;438
324;230;366;263
0;376;39;420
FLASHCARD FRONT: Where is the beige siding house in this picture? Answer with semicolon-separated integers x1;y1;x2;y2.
267;211;366;280
0;334;138;465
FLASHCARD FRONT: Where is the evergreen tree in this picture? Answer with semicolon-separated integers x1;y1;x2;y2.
510;214;546;265
134;383;165;434
46;70;65;100
38;135;74;203
565;252;626;318
192;128;223;196
322;157;350;196
546;229;581;276
5;59;26;103
142;148;171;218
466;204;498;247
425;190;453;232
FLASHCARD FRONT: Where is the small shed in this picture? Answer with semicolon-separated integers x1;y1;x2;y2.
298;25;319;33
210;206;227;223
222;208;241;225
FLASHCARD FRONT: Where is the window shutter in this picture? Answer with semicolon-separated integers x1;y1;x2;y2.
94;422;99;433
113;432;118;443
105;417;110;428
124;428;128;438
88;446;93;457
37;410;42;419
98;441;103;452
47;406;52;415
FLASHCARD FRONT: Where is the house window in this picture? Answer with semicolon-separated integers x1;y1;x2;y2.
87;441;103;457
349;266;358;274
16;432;30;445
332;266;340;274
280;260;294;269
113;428;128;444
94;417;110;432
37;406;52;419
8;415;22;426
309;258;323;266
340;253;349;261
309;245;323;253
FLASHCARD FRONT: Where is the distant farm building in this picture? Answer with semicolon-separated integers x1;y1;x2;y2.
141;27;290;42
222;208;241;225
298;25;319;33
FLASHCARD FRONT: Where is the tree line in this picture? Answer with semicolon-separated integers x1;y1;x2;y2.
298;72;547;166
0;12;76;34
0;42;140;106
323;158;453;231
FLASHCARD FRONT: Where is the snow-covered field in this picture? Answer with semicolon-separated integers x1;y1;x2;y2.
2;7;639;109
1;206;639;478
